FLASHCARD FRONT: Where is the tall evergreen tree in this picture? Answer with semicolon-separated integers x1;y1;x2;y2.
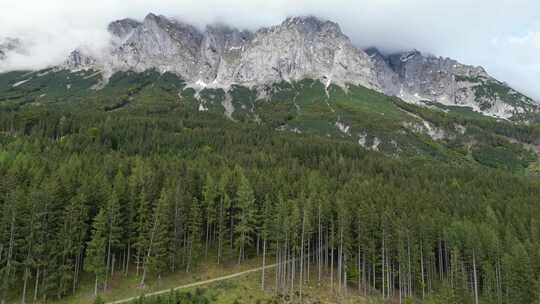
85;208;107;296
234;174;256;264
186;198;202;273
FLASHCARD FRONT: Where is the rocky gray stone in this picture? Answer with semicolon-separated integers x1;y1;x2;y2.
66;14;379;90
65;49;97;70
62;14;537;118
373;48;537;118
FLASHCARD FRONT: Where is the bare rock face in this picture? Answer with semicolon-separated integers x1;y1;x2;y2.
108;13;204;80
199;24;253;85
365;47;401;96
66;14;379;90
65;49;97;70
108;18;141;41
228;16;379;89
387;50;488;101
62;13;537;118
368;48;537;118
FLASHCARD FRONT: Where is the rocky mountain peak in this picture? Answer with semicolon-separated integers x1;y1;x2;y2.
281;16;342;34
59;14;536;119
364;47;384;59
71;14;378;89
108;18;141;40
65;49;97;70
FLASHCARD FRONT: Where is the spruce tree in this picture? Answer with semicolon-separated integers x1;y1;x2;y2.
234;174;256;264
202;174;217;258
186;197;202;273
85;208;107;296
104;190;122;289
145;188;173;281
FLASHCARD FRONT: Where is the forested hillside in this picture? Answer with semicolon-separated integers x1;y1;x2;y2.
0;68;540;304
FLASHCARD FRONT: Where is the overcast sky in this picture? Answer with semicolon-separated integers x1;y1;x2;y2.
1;0;539;100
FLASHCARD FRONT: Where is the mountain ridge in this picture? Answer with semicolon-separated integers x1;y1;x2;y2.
1;13;537;119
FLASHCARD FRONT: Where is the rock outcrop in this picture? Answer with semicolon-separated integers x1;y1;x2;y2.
66;14;379;90
63;13;537;118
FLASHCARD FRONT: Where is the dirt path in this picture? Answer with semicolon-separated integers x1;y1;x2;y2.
107;263;277;304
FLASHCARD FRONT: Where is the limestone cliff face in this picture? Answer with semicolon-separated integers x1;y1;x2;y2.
64;13;537;118
369;49;537;118
226;16;379;89
66;14;379;90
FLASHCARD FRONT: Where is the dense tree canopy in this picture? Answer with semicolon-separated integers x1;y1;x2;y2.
0;73;539;304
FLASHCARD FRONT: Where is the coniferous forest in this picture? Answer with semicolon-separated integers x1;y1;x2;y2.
0;71;539;304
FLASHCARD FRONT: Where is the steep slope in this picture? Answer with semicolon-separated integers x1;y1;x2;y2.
59;14;538;120
1;14;539;162
66;14;380;90
1;68;538;172
368;48;538;119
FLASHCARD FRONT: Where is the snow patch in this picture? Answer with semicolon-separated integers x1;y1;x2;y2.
402;120;448;141
358;133;381;151
198;103;208;112
12;78;31;87
422;121;446;140
222;93;235;120
335;121;350;135
195;79;208;88
84;71;102;80
454;124;466;135
276;125;302;134
372;137;381;151
324;76;332;98
358;133;367;147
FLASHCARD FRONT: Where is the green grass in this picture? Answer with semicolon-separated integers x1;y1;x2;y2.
49;256;271;304
42;254;370;304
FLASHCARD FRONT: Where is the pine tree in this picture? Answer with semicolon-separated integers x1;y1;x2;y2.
85;208;107;296
144;188;173;282
70;193;89;294
202;174;217;258
260;194;273;290
20;187;40;304
216;174;229;264
186;198;202;273
134;187;152;277
234;174;256;264
0;188;23;304
104;190;123;290
504;241;536;304
56;192;89;297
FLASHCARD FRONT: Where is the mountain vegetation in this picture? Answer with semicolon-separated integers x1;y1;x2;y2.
0;65;540;304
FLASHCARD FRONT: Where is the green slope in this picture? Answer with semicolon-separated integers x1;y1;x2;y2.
0;68;538;172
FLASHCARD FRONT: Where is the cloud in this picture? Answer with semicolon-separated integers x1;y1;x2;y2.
1;0;539;100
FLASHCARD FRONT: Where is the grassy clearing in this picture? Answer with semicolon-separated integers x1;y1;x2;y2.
44;254;372;304
49;256;269;304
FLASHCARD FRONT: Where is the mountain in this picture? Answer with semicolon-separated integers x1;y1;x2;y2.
3;13;540;304
367;48;537;118
67;14;379;90
1;13;540;169
58;13;537;120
